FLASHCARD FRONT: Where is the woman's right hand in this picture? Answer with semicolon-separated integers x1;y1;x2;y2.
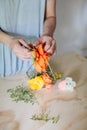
10;37;33;61
0;30;32;60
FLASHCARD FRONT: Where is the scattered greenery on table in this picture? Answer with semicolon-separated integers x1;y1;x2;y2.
7;86;60;124
31;112;60;124
7;85;38;105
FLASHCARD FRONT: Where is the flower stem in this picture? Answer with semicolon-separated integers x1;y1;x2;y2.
48;63;56;81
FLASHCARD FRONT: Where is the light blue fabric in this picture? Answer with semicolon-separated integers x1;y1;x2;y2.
0;0;46;77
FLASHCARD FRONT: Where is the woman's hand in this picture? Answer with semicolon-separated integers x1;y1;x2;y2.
0;30;33;60
10;37;33;61
34;35;56;56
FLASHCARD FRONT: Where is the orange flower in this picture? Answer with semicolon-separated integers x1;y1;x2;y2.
38;43;44;55
34;43;50;73
41;73;52;85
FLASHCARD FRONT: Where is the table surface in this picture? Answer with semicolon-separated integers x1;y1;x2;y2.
0;54;87;130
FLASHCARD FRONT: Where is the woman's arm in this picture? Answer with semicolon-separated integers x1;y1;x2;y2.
0;29;13;47
43;0;56;37
35;0;56;55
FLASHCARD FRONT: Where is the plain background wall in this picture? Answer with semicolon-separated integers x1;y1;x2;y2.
55;0;87;57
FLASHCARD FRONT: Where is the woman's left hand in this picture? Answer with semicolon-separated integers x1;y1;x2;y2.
34;35;56;56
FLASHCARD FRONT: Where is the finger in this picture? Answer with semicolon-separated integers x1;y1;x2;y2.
52;50;56;56
22;57;32;61
51;40;56;55
17;50;33;58
52;40;56;55
34;40;41;48
34;41;39;46
17;43;33;54
17;53;33;61
19;57;31;61
18;39;29;48
44;41;52;52
46;40;56;55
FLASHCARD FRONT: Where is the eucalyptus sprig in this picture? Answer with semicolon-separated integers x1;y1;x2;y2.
7;85;38;105
31;112;59;124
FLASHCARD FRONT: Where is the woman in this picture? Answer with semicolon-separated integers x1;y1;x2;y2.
0;0;56;77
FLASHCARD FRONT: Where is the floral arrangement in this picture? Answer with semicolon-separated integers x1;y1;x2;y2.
26;43;62;90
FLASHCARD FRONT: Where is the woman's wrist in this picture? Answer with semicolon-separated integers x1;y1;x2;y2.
42;33;53;38
43;16;56;38
0;30;13;48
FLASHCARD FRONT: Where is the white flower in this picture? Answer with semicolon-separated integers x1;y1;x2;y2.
65;77;76;91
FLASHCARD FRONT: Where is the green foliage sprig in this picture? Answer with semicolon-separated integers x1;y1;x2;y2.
7;85;38;105
31;112;59;124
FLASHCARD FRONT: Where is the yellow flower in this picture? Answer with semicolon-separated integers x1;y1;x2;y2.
27;76;44;90
55;73;62;79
